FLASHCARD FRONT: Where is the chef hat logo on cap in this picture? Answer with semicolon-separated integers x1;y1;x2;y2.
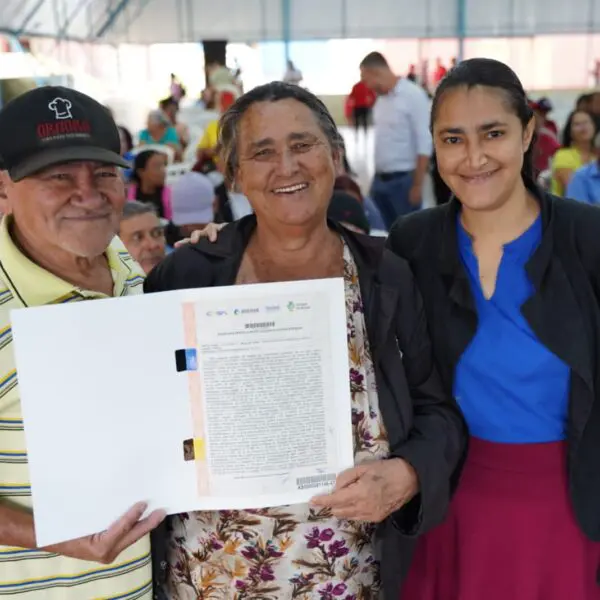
0;85;128;182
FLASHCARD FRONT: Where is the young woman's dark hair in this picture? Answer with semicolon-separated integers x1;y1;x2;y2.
561;110;597;148
131;150;160;184
430;57;538;203
575;93;593;111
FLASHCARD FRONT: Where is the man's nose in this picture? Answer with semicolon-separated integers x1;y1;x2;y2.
71;174;111;205
143;235;164;253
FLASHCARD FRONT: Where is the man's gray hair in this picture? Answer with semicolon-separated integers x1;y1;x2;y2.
218;81;345;187
121;201;157;221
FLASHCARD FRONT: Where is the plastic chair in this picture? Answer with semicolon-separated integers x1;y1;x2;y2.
129;144;175;164
538;169;552;191
165;162;194;184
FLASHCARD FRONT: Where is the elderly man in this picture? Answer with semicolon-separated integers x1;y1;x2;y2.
0;86;164;598
119;201;167;273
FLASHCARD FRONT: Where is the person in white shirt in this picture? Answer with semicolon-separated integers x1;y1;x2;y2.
360;52;432;228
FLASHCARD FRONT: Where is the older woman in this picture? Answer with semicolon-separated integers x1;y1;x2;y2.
144;82;466;599
139;109;182;161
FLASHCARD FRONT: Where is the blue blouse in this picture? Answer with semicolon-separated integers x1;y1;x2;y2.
454;215;570;443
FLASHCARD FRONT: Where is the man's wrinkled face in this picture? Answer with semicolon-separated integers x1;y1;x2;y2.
119;212;166;273
1;161;125;258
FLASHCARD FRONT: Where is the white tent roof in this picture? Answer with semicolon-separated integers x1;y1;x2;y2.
0;0;597;44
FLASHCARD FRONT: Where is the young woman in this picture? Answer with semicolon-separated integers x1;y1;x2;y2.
550;109;597;196
128;150;181;246
392;57;600;600
128;150;172;220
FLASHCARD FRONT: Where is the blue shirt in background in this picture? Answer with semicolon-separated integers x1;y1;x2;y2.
138;126;180;146
363;195;387;232
566;161;600;205
454;215;570;443
121;150;134;182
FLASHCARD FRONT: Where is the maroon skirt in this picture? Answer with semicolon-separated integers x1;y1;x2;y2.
401;437;600;600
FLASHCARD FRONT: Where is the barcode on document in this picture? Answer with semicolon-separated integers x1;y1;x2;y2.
296;473;336;490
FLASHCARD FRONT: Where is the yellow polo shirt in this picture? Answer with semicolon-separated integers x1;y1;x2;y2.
0;216;151;599
551;147;591;196
196;120;219;152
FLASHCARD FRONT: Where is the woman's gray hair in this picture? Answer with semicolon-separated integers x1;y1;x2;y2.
218;82;345;187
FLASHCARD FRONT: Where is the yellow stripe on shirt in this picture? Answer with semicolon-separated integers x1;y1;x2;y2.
0;223;152;599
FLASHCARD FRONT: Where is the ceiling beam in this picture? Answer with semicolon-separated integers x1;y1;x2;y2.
94;0;132;39
57;0;94;39
16;0;46;35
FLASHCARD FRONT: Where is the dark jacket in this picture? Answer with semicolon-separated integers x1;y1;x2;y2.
387;191;600;542
144;215;467;599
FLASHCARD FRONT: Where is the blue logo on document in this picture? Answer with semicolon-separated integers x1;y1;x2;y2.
174;348;198;372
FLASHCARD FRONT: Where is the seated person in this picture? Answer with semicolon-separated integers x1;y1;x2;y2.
565;159;600;205
128;150;181;247
550;110;596;196
159;97;190;152
328;191;371;235
119;201;167;274
334;175;386;233
195;90;237;164
139;109;182;161
128;150;171;218
170;171;216;238
118;125;135;180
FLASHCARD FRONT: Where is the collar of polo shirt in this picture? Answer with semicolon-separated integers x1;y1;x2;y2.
0;216;144;306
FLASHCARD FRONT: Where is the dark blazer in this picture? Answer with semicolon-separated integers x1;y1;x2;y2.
388;191;600;542
144;215;467;599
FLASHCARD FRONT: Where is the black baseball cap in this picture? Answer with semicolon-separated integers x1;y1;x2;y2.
536;97;553;113
0;85;129;181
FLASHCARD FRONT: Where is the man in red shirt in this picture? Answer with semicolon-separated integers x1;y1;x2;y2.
347;80;376;137
530;100;560;178
534;97;558;138
433;58;447;86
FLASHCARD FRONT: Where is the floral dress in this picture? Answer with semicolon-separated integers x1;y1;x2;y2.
167;244;390;600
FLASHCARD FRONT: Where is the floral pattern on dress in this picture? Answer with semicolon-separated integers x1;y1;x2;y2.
168;243;390;600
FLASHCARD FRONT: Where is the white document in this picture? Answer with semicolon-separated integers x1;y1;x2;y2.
10;278;353;547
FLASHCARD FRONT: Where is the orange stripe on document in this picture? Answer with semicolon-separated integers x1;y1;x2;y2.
182;302;210;495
